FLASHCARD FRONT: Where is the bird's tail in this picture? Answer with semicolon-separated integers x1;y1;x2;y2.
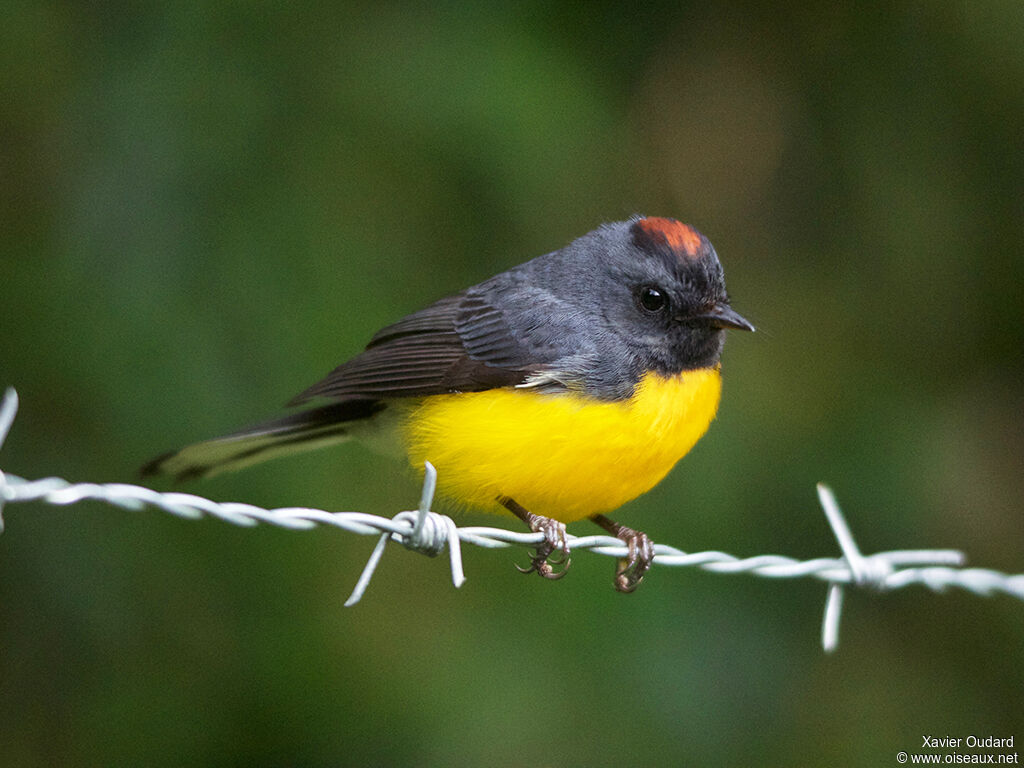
141;400;383;481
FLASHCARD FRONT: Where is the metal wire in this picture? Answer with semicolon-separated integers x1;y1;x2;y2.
1;387;1021;651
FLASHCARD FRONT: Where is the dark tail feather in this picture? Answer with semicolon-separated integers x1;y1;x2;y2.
141;400;384;481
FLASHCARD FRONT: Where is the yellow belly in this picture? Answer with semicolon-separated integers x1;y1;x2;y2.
401;366;722;522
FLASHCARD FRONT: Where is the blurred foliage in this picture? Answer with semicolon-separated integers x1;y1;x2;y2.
2;1;1022;766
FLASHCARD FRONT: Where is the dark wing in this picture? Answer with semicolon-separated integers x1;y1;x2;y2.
288;286;540;405
143;268;588;480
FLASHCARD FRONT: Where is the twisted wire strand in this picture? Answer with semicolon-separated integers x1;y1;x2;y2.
1;387;1021;651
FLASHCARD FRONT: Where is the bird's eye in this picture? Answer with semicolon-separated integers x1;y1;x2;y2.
638;286;667;313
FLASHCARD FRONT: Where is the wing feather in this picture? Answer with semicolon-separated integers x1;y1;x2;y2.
289;287;541;405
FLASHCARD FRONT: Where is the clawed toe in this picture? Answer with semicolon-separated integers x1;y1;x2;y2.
500;497;572;581
592;513;655;593
516;516;571;579
613;529;655;592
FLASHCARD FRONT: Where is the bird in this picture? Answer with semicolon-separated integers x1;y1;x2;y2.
143;216;754;591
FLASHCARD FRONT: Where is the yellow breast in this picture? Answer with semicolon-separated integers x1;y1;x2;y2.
401;366;723;522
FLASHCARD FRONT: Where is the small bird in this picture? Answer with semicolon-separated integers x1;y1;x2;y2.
143;216;753;591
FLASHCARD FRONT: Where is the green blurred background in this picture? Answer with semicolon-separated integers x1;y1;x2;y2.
2;2;1022;765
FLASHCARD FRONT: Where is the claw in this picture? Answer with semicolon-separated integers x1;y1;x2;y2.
591;514;655;593
547;544;570;566
515;559;570;580
613;530;654;592
499;497;572;581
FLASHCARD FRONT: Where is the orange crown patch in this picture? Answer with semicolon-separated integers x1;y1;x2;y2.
633;217;703;259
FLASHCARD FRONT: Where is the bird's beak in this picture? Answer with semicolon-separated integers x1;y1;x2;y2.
691;305;756;332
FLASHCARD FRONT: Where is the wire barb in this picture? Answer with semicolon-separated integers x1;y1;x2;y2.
818;483;899;652
344;462;465;607
1;387;1021;650
0;386;21;534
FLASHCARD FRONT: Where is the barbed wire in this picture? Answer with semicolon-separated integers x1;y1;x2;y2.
1;387;1021;652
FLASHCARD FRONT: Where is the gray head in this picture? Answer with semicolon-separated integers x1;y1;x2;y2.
511;216;753;397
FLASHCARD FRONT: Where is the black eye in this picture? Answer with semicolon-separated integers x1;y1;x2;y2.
638;286;667;313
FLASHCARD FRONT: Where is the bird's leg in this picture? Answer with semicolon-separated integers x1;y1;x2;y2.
590;514;655;593
498;496;571;580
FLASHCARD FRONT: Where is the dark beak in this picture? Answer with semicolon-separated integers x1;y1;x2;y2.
690;304;755;332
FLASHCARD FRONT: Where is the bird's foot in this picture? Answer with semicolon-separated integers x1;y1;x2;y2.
498;497;571;580
591;514;655;593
